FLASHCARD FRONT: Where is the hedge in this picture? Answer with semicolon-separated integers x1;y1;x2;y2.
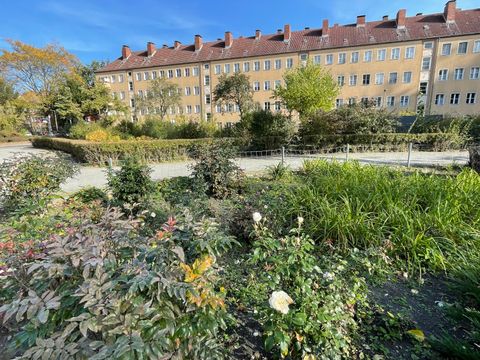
470;146;480;172
31;137;220;165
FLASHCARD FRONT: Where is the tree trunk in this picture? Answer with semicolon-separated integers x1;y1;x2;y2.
469;146;480;173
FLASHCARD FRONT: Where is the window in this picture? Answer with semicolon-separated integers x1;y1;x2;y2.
184;68;190;77
204;75;210;85
337;75;345;87
470;67;479;80
374;97;382;107
439;69;448;81
205;94;211;104
192;67;199;76
403;71;412;83
387;96;395;107
159;70;165;78
130;98;135;108
111;92;116;99
405;47;415;59
349;75;357;86
214;65;221;75
351;52;359;63
175;69;181;77
215;104;222;113
474;40;480;53
435;94;445;105
362;74;371;85
400;96;409;107
361;97;369;106
264;80;271;91
167;69;174;78
120;91;125;100
422;57;431;71
391;48;400;60
458;41;468;54
375;73;384;85
195;105;201;114
364;50;372;62
424;42;433;49
264;60;271;70
313;55;321;64
442;43;452;56
111;75;116;83
152;71;157;79
185;87;191;96
227;104;234;113
338;53;346;64
335;99;344;108
274;59;282;69
466;92;477;104
253;81;260;91
274;101;281;111
193;86;200;95
348;97;356;105
224;64;231;74
137;90;143;98
326;54;333;65
377;49;386;61
204;64;210;70
135;73;142;81
186;105;192;114
128;82;133;91
454;68;464;80
254;61;260;71
300;54;308;62
234;63;240;73
274;80;281;89
286;58;293;69
389;72;398;84
264;102;271;110
450;93;460;105
243;62;250;72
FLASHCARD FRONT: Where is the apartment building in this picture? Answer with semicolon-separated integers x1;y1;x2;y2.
96;1;480;125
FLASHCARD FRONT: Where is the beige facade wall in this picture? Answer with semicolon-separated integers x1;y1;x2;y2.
97;34;480;125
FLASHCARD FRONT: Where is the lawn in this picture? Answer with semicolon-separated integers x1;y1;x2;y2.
0;147;479;359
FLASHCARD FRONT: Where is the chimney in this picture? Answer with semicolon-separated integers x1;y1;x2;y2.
396;9;406;29
194;35;203;51
174;40;181;50
322;19;329;37
162;44;168;49
356;15;366;27
284;24;291;42
224;31;233;48
255;29;261;40
416;13;423;16
122;45;131;59
277;29;282;34
147;42;156;56
382;15;389;21
444;0;456;23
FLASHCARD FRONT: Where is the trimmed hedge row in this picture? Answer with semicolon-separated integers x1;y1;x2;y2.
31;137;219;165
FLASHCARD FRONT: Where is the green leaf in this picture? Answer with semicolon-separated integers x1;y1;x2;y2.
37;308;49;324
265;335;275;352
407;329;425;342
292;312;307;326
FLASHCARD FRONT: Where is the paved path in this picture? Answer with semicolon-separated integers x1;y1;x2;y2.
0;143;470;193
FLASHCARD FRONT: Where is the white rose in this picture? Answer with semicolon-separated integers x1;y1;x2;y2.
297;216;304;226
252;212;262;223
150;212;156;218
269;290;294;314
323;272;334;281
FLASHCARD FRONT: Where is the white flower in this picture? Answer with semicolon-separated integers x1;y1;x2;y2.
253;331;260;337
106;192;113;200
252;212;262;223
297;216;304;226
323;272;334;281
436;301;445;307
150;212;156;218
411;289;419;295
269;290;294;314
264;204;268;209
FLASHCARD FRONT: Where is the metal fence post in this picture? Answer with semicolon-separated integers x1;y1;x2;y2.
281;146;285;166
346;143;350;162
108;157;113;168
407;143;413;167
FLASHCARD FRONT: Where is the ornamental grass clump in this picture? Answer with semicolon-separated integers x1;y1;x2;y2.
0;208;236;359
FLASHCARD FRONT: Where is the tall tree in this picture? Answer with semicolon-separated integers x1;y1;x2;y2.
213;73;254;120
0;77;17;105
274;61;338;119
77;60;109;87
0;40;79;101
136;78;181;121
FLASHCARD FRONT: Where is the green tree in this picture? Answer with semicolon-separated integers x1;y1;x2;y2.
77;60;109;87
135;78;181;121
213;72;254;119
274;61;338;119
0;77;17;105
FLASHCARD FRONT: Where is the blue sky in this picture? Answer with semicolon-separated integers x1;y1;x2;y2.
1;0;478;64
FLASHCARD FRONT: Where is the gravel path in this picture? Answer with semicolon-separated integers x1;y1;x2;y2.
0;143;470;193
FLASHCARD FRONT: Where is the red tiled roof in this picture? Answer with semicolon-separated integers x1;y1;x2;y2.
97;8;480;73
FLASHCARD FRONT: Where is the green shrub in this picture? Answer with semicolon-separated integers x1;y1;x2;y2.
107;156;155;208
71;186;107;203
190;141;243;199
173;121;217;139
0;153;78;214
411;115;480;143
139;117;176;139
0;210;234;359
69;121;105;139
